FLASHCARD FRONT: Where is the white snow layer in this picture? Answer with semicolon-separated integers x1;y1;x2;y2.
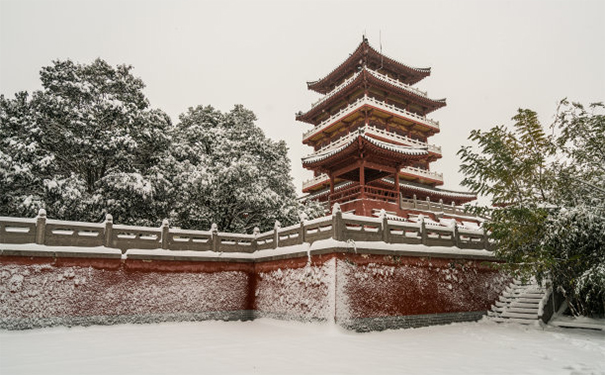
1;238;496;260
1;319;603;375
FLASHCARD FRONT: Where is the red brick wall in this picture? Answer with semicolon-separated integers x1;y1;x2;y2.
0;251;507;329
334;254;508;323
1;256;252;328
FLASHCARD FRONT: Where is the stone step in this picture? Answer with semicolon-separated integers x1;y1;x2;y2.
507;307;539;314
502;311;538;319
489;278;544;325
499;296;540;305
510;302;540;309
502;292;542;299
515;298;542;304
512;288;545;295
522;292;546;298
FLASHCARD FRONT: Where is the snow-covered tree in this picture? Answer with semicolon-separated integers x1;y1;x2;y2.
0;59;172;224
167;104;321;233
0;92;50;216
458;101;604;316
1;59;321;233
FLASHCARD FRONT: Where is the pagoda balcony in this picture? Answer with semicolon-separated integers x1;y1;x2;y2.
310;68;429;110
302;173;329;191
366;69;428;98
400;166;444;184
304;181;480;219
303;125;441;160
329;184;400;206
302;165;444;192
303;95;440;142
310;70;361;109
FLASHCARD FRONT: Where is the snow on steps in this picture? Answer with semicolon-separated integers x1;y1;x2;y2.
487;278;548;325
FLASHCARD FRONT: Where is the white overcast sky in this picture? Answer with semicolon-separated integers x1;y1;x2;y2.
1;0;604;199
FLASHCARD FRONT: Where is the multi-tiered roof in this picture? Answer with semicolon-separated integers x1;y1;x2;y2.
298;37;477;220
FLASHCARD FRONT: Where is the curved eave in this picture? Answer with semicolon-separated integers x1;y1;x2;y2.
307;39;430;94
365;70;446;113
368;133;442;160
302;134;427;169
297;70;445;124
384;179;477;202
297;72;366;124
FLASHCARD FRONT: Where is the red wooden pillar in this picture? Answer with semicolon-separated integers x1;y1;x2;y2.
359;161;365;198
329;174;335;195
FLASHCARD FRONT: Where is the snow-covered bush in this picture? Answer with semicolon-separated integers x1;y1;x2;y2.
458;101;605;316
543;203;605;317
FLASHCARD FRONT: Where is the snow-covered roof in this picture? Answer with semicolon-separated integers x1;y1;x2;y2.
307;38;431;93
302;132;427;165
382;178;477;199
299;67;445;123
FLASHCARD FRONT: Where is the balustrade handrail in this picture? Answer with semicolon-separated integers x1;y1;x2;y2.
302;173;329;190
367;69;428;98
0;209;491;255
400;166;444;182
310;71;361;109
302;95;440;141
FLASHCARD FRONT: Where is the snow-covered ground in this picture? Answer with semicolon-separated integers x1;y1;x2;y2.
1;319;603;375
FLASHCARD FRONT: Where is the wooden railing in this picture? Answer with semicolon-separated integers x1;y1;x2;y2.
0;206;490;255
329;185;400;206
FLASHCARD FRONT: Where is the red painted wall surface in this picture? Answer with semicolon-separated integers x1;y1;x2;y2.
0;252;507;328
334;254;508;322
1;257;251;327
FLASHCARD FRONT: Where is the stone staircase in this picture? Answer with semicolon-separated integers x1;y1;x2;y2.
487;278;548;325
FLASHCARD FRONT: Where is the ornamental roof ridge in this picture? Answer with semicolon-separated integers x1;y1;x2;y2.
301;135;357;164
307;37;431;93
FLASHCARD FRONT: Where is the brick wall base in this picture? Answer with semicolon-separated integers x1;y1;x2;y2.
343;311;487;332
1;310;254;330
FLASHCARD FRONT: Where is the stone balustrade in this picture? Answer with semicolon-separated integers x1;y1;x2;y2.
0;207;490;256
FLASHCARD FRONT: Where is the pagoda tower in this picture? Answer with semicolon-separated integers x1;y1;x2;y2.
297;37;477;222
